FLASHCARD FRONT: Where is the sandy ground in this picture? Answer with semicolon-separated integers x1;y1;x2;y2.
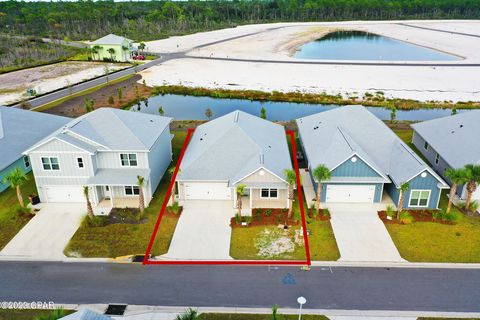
141;20;480;102
0;61;128;105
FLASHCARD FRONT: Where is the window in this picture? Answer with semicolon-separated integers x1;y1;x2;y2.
41;157;60;170
423;141;429;150
120;154;137;166
409;190;430;207
77;157;84;168
260;188;278;198
435;153;440;165
125;186;140;196
23;156;30;169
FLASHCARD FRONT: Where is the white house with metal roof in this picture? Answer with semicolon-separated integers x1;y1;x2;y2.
412;110;480;202
0;106;70;193
175;110;293;212
296;105;449;209
24;108;172;214
89;34;134;62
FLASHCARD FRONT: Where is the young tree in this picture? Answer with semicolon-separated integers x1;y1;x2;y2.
271;304;279;320
107;47;116;61
205;107;213;120
445;167;467;213
158;106;165;116
312;164;331;215
3;168;28;208
397;182;410;219
84;97;94;113
236;184;246;217
137;175;145;213
83;186;94;218
451;108;458;116
464;164;480;211
138;42;146;53
390;106;397;123
117;87;123;101
260;106;267;119
283;168;297;218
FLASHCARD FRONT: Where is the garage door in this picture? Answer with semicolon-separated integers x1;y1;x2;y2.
326;185;375;203
44;186;85;203
184;183;232;200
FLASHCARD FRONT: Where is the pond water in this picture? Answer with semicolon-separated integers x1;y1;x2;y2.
294;31;460;61
133;94;464;122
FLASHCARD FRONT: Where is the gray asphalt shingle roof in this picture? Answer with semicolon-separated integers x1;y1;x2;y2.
28;108;172;153
0;106;70;171
296;105;447;187
411;110;480;169
90;34;132;45
178;110;292;185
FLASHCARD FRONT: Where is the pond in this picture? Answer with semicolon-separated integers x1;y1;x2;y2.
133;94;464;122
293;30;460;61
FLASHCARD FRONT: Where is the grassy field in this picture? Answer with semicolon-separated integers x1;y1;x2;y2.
198;314;328;320
64;131;187;258
0;309;73;320
0;173;38;250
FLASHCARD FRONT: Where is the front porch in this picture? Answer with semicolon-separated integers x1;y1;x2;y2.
235;185;289;216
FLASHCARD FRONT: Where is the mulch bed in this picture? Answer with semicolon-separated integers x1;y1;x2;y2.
165;207;183;216
306;208;331;221
378;210;455;225
107;207;148;225
231;208;300;228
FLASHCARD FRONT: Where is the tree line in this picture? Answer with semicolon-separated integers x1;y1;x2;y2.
0;0;479;41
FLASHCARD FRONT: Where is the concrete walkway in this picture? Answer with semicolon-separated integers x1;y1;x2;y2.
299;169;316;208
327;204;404;262
162;200;233;260
0;203;85;259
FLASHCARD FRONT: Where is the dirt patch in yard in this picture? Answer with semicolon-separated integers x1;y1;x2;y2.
43;74;152;118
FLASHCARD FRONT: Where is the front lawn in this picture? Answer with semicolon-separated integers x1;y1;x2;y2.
384;191;480;262
0;309;73;320
198;313;328;320
64;131;187;258
0;173;37;250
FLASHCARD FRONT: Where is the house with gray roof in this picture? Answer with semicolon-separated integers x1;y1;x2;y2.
24;108;172;214
0;106;70;193
296;105;449;209
89;34;134;62
176;110;293;211
412;110;480;202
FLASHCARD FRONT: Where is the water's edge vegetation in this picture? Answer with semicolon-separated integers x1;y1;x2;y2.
151;85;480;110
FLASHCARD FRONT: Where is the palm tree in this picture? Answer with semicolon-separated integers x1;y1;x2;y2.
137;175;145;213
175;308;198;320
312;164;331;215
2;167;28;208
138;42;146;53
445;167;467;213
464;164;480;211
284;169;296;218
271;304;279;320
83;186;94;218
91;45;102;60
107;47;116;61
122;45;130;60
236;184;246;217
397;182;410;219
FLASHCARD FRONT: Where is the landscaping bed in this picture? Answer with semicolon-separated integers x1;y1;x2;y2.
378;210;456;225
230;208;300;228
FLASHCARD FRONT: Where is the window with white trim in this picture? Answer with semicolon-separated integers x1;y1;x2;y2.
77;157;84;168
435;153;440;165
409;190;430;207
23;156;30;169
120;153;137;166
41;157;60;170
260;188;278;198
125;186;140;196
423;142;429;150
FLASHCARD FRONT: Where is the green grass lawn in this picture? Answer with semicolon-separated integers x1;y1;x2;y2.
0;309;73;320
198;314;328;320
305;219;340;261
64;131;188;258
0;173;38;250
393;128;430;163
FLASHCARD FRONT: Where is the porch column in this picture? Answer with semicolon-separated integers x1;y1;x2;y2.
109;185;114;207
249;188;253;210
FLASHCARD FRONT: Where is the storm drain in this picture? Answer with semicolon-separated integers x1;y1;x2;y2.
105;304;127;316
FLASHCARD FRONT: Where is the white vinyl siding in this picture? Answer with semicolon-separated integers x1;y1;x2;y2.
97;152;148;169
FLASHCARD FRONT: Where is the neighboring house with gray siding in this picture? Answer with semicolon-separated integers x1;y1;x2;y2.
412;110;480;202
176;110;293;213
24;108;172;214
297;105;449;209
0;106;69;193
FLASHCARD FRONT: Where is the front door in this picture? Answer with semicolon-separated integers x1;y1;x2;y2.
104;186;111;199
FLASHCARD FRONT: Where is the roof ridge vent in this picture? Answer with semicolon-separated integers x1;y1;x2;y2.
234;111;239;123
259;153;264;164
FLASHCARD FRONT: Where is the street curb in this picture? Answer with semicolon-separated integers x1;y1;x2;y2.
310;261;480;269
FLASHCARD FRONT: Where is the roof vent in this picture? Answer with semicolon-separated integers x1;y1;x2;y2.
460;124;463;128
313;126;319;130
451;130;455;134
259;154;264;164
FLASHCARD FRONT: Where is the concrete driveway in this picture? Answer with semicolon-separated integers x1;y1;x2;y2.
0;203;85;260
328;204;404;262
163;200;233;260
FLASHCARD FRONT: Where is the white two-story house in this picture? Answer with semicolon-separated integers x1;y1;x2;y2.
24;108;172;214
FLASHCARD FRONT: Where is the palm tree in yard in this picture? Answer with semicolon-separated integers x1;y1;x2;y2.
397;182;410;219
445;167;468;213
175;308;198;320
83;186;94;218
464;164;480;211
284;169;297;218
3;168;28;208
312;164;331;216
91;45;102;60
236;184;246;217
107;47;116;61
137;175;145;213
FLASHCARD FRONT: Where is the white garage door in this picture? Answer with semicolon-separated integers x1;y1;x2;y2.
184;182;231;200
44;186;85;203
326;185;376;203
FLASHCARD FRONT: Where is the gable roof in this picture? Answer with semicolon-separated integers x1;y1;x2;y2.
0;106;70;171
90;34;132;46
296;105;448;188
411;110;480;169
178;110;292;185
25;108;172;154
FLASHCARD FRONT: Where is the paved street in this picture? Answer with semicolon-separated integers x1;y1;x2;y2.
0;262;479;312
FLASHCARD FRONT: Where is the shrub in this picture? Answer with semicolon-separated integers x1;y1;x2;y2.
469;200;479;213
168;202;181;215
310;203;316;217
264;209;272;217
108;95;115;105
386;205;395;218
322;208;330;218
245;216;252;224
84;215;107;227
235;213;242;224
434;209;459;223
398;211;413;224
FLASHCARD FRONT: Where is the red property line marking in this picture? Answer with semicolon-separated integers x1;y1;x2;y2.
143;128;310;266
